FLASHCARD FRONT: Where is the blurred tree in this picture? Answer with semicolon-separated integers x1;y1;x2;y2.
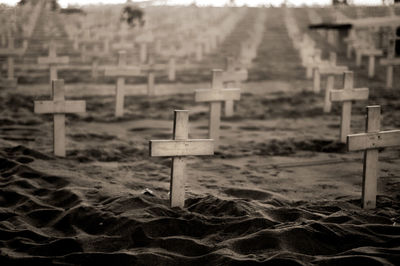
121;5;145;28
332;0;348;5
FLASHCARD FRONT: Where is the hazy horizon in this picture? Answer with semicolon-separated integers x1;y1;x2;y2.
0;0;388;8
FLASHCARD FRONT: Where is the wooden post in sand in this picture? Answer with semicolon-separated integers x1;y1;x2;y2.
34;80;86;157
222;57;248;117
380;32;399;89
312;49;322;93
0;29;24;88
38;40;69;85
195;69;241;144
330;71;369;143
168;56;176;81
347;105;400;209
149;110;214;208
105;51;141;117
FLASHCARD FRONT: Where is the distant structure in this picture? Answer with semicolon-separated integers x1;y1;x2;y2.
332;0;348;5
18;0;59;11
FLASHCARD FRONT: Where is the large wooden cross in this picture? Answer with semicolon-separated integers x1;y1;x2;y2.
149;110;214;208
347;105;400;209
330;71;369;143
380;32;399;88
195;69;241;144
105;50;141;117
37;40;69;84
34;80;86;157
222;57;248;117
0;29;24;88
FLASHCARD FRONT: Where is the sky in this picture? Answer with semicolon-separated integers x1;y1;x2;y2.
0;0;386;8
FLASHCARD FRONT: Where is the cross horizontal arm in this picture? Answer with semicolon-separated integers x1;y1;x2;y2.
221;69;248;83
195;88;241;102
347;130;400;151
360;49;383;56
149;139;214;157
34;100;86;114
0;48;25;56
318;66;348;75
330;88;369;102
380;58;400;66
112;43;134;50
38;57;70;65
105;67;142;77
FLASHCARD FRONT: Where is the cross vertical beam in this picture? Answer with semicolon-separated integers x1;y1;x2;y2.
49;40;58;82
224;57;236;117
386;35;395;89
340;71;353;143
324;75;334;113
116;51;126;117
209;70;223;143
362;106;380;209
170;110;189;208
52;81;66;157
7;30;14;80
312;50;322;93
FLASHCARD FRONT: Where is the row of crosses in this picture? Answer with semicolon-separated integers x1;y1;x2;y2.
31;68;400;209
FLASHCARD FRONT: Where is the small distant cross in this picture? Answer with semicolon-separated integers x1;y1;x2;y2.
330;71;369;143
222;57;248;117
38;40;69;85
105;50;141;117
0;29;24;88
195;69;241;144
380;30;399;88
317;52;348;113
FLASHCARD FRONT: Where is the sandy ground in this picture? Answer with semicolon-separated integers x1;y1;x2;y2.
0;6;400;266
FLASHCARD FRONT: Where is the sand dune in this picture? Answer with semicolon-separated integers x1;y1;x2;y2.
1;145;400;265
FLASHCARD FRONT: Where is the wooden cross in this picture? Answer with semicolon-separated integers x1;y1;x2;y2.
0;29;24;88
222;57;248;117
149;110;214;208
195;69;241;144
380;31;399;89
312;50;345;94
34;80;86;157
136;31;154;64
104;50;141;117
347;105;400;209
38;40;69;84
359;48;383;78
330;71;369;143
317;52;348;113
